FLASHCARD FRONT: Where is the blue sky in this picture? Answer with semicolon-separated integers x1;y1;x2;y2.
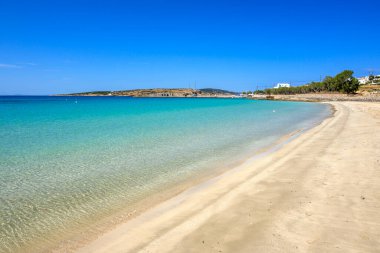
0;0;379;94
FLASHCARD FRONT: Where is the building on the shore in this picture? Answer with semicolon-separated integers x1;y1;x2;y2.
357;75;380;85
273;83;291;89
358;76;370;85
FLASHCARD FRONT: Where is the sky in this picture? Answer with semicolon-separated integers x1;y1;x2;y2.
0;0;379;95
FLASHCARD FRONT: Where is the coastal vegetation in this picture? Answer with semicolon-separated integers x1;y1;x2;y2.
256;70;360;95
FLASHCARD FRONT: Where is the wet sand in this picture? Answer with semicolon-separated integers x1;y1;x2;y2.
76;101;380;253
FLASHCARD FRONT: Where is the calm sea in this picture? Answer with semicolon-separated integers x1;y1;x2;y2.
0;96;330;252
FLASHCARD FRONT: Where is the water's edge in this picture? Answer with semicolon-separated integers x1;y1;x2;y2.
0;97;332;253
47;103;335;253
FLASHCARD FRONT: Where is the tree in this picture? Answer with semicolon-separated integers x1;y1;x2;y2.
331;70;359;94
323;76;337;91
334;70;354;92
259;70;359;95
342;77;359;94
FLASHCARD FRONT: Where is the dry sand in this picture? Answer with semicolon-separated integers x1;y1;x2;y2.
76;101;380;253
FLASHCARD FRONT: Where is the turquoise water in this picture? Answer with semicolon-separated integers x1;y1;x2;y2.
0;96;330;252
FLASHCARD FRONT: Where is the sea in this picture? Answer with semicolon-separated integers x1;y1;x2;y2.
0;96;331;252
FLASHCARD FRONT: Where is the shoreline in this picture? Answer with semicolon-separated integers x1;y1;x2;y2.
74;101;380;253
46;106;330;253
249;93;380;102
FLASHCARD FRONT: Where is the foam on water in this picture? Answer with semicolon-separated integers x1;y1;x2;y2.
0;96;330;252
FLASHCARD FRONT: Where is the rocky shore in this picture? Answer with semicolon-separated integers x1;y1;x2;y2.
250;93;380;102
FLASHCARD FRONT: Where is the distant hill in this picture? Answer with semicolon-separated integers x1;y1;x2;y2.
59;88;239;97
199;88;238;95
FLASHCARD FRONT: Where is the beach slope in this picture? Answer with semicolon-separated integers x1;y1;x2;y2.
77;101;380;253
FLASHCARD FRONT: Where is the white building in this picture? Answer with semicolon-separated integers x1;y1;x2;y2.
274;83;291;89
357;76;369;85
357;75;380;85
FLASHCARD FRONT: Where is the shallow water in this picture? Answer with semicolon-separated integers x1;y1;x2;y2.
0;96;330;252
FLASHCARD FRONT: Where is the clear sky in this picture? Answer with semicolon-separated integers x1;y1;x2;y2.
0;0;379;95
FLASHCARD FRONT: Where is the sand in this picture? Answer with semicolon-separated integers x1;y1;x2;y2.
76;101;380;253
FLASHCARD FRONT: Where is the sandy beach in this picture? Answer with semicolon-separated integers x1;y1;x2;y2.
76;101;380;253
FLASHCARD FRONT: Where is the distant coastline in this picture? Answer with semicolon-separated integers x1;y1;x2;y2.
57;88;240;98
